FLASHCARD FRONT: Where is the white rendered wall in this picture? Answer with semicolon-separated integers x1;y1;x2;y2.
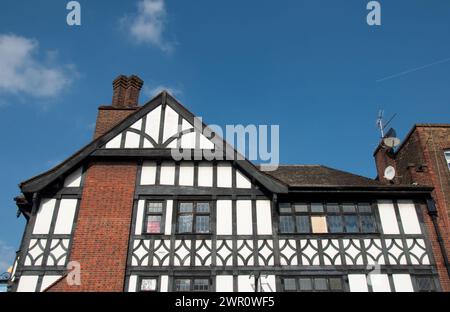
198;162;213;187
64;167;82;187
33;198;56;235
216;275;233;292
392;274;414;292
53;199;78;234
160;162;175;185
141;161;157;185
256;200;272;235
17;275;39;292
216;200;233;235
217;163;232;188
398;200;421;234
348;274;368;292
377;200;400;234
236;200;253;235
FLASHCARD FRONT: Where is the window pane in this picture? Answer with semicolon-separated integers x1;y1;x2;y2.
193;279;209;291
299;278;312;291
329;278;343;291
141;278;157;291
179;202;194;212
146;216;161;233
148;202;163;213
195;216;210;233
196;202;210;213
445;152;450;169
178;215;193;233
327;215;343;233
342;203;356;213
283;278;297;291
416;277;434;292
175;279;191;291
358;203;372;213
311;203;324;213
360;215;377;232
326;203;339;213
296;216;310;233
344;215;359;233
314;278;328;291
279;203;291;213
279;216;294;233
294;203;308;212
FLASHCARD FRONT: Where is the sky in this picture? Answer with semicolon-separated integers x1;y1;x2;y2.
0;0;449;272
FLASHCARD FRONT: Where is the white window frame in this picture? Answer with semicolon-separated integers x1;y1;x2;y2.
445;151;450;170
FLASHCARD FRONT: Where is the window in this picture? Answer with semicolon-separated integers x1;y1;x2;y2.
327;202;377;234
278;202;378;234
414;276;436;292
174;278;210;292
278;202;310;233
445;151;450;170
177;202;211;234
145;201;164;234
282;276;345;292
139;277;158;292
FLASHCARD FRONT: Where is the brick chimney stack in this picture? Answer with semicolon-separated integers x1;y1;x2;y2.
94;75;144;139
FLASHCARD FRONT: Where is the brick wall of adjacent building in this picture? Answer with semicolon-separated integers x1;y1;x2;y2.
374;124;450;291
48;161;137;292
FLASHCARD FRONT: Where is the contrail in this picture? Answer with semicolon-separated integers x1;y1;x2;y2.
376;57;450;82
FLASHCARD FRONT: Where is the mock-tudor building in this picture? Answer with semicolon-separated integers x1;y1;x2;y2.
9;75;450;292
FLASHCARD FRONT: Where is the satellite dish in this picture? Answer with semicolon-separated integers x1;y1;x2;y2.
384;166;396;181
383;128;401;148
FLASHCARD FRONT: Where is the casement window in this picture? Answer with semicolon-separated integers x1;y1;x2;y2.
278;202;378;234
177;202;211;234
174;278;211;292
445;151;450;170
414;276;436;292
144;201;165;234
281;276;345;292
139;277;158;292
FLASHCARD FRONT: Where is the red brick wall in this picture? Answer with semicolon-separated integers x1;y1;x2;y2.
48;161;137;292
93;106;139;139
374;125;450;291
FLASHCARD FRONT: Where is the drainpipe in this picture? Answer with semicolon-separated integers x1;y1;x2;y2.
426;199;450;278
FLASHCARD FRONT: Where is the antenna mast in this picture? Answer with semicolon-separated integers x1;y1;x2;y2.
376;110;385;138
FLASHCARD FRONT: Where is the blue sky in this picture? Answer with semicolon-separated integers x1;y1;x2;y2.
0;0;449;271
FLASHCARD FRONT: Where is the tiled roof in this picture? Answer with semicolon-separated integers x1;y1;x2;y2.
263;165;383;187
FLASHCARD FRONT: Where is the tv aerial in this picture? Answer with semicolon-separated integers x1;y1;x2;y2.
376;110;400;148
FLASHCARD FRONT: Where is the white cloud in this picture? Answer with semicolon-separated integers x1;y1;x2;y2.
0;241;15;273
122;0;173;52
0;34;75;98
143;84;182;99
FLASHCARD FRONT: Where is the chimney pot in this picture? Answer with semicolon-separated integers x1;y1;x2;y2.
112;75;144;108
